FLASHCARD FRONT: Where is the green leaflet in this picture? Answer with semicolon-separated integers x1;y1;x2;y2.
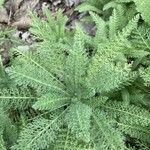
90;12;107;43
75;0;109;13
92;110;125;150
12;114;64;150
52;128;94;150
87;58;133;93
33;92;70;111
0;135;6;150
0;87;35;110
103;101;150;126
75;3;102;14
65;25;88;97
30;8;70;42
134;0;150;25
6;55;67;95
0;109;17;149
117;122;150;142
140;66;150;86
65;102;92;143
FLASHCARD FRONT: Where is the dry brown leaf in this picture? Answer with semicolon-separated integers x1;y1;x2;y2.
0;41;11;65
53;0;61;6
5;0;23;13
0;9;9;23
65;8;74;16
14;0;39;20
12;16;31;29
1;49;10;65
12;0;23;11
65;0;81;6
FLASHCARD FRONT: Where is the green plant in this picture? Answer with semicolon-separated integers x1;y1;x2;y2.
76;0;150;26
75;0;108;14
0;6;150;150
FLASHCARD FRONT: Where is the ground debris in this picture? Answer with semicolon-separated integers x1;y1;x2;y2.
0;8;9;23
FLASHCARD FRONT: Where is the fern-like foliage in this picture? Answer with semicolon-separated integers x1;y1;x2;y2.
0;108;17;149
75;0;109;14
0;5;150;150
65;102;92;142
86;50;134;93
12;116;62;150
92;110;125;150
0;87;35;110
134;0;150;25
30;8;72;48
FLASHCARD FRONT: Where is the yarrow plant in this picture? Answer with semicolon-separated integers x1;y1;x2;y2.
0;0;150;149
